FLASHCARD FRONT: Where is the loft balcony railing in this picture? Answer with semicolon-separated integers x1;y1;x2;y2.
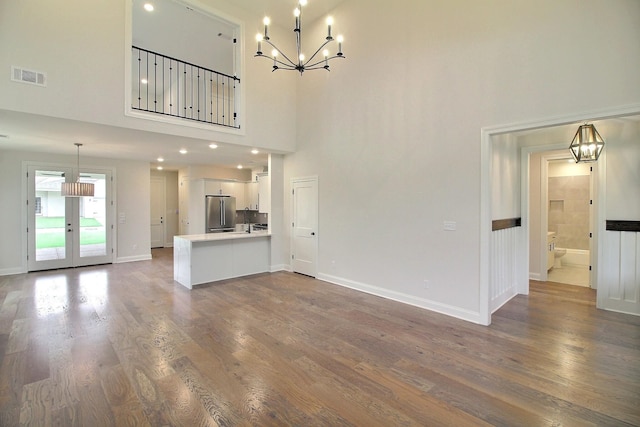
132;46;240;129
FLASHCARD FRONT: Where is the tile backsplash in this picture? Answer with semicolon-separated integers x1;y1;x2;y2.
235;210;267;225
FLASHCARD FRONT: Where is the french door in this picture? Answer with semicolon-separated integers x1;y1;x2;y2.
27;165;113;271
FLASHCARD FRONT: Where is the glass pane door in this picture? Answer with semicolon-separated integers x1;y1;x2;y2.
76;171;111;266
28;167;73;270
28;166;112;271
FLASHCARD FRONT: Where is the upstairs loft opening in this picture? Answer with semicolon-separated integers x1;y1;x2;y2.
130;0;241;129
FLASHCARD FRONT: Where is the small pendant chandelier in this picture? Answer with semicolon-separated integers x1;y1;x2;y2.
254;0;345;75
569;123;605;163
61;143;94;197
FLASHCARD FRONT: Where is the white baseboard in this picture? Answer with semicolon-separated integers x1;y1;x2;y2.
0;266;25;276
270;264;291;273
529;272;541;281
317;273;483;325
491;290;517;314
115;254;152;263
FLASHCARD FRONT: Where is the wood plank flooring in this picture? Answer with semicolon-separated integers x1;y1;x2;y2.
0;248;639;426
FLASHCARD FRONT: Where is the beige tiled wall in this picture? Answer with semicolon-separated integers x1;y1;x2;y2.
548;175;590;250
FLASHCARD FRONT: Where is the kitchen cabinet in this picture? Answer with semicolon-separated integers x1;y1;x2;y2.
204;180;245;207
187;179;206;235
246;182;259;210
257;174;270;214
178;176;190;235
221;181;245;209
174;232;271;289
204;180;222;195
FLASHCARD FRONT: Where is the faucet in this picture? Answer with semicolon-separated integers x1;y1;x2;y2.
244;207;251;233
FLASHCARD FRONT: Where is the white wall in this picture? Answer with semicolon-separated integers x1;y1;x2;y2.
606;123;640;220
548;161;590;177
0;150;151;274
0;0;297;154
284;0;640;323
492;133;520;219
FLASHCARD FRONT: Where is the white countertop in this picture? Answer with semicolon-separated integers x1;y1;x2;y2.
175;230;270;243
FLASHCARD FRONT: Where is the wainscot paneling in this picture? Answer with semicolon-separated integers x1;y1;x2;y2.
490;225;519;313
599;230;640;316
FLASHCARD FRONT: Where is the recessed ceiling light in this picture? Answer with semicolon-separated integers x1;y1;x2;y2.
157;157;164;162
209;143;218;149
237;164;243;169
157;166;163;170
251;149;259;154
144;3;154;12
179;149;187;154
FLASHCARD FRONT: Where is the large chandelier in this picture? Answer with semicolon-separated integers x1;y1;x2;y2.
569;123;605;163
61;143;94;197
255;0;345;74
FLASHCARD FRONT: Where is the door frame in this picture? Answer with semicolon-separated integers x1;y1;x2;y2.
480;103;640;325
523;148;597;286
290;175;319;277
23;161;115;272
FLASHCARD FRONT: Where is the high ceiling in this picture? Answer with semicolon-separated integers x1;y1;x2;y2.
0;0;348;171
1;0;636;171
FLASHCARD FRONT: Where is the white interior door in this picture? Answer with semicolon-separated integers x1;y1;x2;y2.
27;165;112;271
150;175;166;248
291;177;318;277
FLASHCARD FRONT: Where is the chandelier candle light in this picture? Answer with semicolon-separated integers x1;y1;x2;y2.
61;143;95;197
255;0;345;74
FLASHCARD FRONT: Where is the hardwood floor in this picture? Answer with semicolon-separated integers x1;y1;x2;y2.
0;248;639;426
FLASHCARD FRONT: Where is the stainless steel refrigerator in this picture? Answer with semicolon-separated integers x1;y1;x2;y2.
205;195;236;232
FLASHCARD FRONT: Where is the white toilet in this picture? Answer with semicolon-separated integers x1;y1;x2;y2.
554;248;566;269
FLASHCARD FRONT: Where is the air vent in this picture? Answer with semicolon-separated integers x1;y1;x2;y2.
11;66;46;87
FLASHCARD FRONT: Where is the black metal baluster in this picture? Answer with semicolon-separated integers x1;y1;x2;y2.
145;50;149;111
189;65;193;119
210;74;213;124
221;79;225;125
227;76;231;126
136;48;141;109
153;54;158;112
158;56;161;114
233;78;237;127
216;74;219;125
203;69;207;123
197;67;200;121
130;46;239;128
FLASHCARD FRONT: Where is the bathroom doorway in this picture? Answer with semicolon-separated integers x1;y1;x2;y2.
542;155;593;287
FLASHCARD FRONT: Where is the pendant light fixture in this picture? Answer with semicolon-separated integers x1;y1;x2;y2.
61;143;94;197
569;123;605;163
254;0;345;74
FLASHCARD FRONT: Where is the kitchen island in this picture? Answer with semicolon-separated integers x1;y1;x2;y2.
173;231;270;289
